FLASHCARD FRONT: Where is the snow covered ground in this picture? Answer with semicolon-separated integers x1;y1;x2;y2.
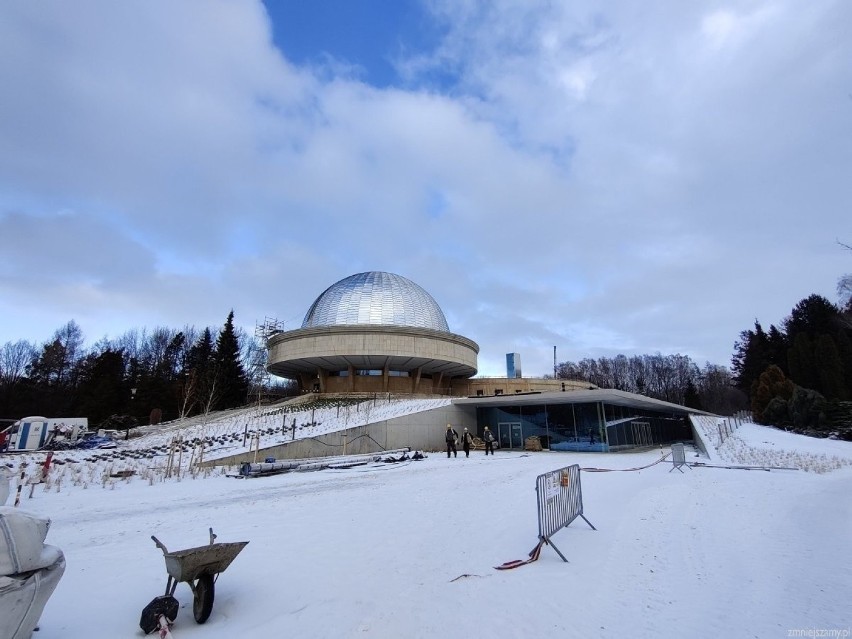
3;410;851;638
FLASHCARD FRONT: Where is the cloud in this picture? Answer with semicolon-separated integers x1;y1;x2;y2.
0;0;850;378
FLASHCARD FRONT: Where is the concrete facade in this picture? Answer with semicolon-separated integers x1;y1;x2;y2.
267;325;479;394
208;403;476;466
460;377;594;396
204;388;711;468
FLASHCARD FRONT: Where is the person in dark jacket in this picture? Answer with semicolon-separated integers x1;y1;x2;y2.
483;426;495;455
461;427;474;457
445;424;458;458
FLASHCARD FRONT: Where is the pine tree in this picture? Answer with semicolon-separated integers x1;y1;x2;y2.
213;311;249;410
683;379;702;410
782;295;849;399
73;349;128;425
836;331;852;394
766;324;789;374
784;294;841;339
814;335;846;400
731;321;770;392
751;365;794;424
787;333;817;391
186;328;215;416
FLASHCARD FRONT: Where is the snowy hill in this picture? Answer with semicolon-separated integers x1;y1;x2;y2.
2;409;851;638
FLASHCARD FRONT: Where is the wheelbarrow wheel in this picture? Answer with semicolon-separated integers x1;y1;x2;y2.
140;595;179;634
193;573;215;623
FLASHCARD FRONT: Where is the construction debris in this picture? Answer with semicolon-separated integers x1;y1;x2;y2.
524;436;543;451
236;448;417;478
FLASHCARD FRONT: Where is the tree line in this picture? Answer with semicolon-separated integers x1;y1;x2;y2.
555;354;746;416
3;254;849;434
555;259;852;435
0;311;294;429
730;291;852;434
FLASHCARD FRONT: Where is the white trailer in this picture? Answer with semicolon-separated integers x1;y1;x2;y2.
4;417;89;451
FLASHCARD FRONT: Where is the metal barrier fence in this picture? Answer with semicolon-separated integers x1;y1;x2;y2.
670;442;689;473
717;417;742;446
534;464;595;562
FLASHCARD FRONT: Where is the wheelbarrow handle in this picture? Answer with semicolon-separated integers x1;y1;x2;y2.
151;535;170;554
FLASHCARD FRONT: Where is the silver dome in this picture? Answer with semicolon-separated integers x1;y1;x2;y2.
302;271;450;332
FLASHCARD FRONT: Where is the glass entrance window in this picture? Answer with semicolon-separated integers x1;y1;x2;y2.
511;423;523;448
497;422;523;449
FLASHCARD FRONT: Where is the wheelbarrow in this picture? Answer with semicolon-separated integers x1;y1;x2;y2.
140;528;248;634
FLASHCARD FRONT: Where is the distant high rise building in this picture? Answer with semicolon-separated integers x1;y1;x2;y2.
506;353;522;379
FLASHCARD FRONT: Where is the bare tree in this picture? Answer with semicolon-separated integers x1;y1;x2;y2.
178;369;198;419
839;240;852;325
241;334;269;404
52;320;86;386
112;328;144;369
0;340;37;388
698;364;749;414
201;368;220;417
144;327;180;374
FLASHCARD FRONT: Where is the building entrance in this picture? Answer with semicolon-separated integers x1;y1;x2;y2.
498;422;523;449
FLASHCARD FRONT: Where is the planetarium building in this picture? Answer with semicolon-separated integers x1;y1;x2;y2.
256;271;708;458
266;272;480;395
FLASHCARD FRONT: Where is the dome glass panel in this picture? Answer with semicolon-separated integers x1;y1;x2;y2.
301;271;450;332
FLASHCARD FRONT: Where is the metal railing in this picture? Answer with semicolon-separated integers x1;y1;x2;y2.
534;464;596;562
717;417;742;446
670;442;689;473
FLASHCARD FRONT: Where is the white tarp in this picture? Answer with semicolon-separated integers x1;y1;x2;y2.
0;469;10;506
0;507;66;639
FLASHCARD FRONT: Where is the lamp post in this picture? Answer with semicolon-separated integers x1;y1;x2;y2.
129;388;137;440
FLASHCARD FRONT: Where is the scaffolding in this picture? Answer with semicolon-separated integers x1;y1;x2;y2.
251;317;286;404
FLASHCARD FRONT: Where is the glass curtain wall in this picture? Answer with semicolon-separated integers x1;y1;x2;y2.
476;402;691;452
477;405;523;450
546;403;607;452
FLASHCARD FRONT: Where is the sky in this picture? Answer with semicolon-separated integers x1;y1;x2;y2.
1;0;851;378
2;404;851;638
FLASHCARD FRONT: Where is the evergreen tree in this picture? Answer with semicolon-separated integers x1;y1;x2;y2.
781;295;850;399
30;339;69;387
74;349;128;424
731;321;770;392
762;395;791;426
784;294;840;339
836;330;852;392
787;333;817;391
788;387;828;430
186;328;215;416
154;332;186;420
683;379;702;410
213;311;248;410
814;334;846;400
751;365;794;424
766;325;789;374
